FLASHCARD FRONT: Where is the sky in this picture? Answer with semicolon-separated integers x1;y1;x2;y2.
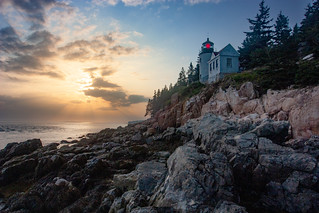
0;0;312;124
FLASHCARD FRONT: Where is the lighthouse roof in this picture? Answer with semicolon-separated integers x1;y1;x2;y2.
202;38;214;45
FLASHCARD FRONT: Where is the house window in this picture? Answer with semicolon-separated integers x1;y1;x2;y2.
210;63;212;71
227;58;232;68
216;59;218;69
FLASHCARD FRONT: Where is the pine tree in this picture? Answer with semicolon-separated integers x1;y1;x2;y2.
239;0;273;69
177;67;187;86
300;0;319;57
246;0;273;47
194;63;200;82
169;83;173;91
187;62;195;84
274;11;291;46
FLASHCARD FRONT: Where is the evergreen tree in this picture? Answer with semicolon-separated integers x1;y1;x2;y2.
300;0;319;57
177;67;187;86
169;83;173;91
239;0;273;69
246;0;273;47
153;90;157;101
187;62;195;84
194;63;200;82
274;11;291;46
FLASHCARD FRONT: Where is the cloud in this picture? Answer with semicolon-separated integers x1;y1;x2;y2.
91;77;120;88
2;74;28;82
93;0;222;6
122;0;156;6
58;38;106;61
59;33;139;61
0;26;63;79
109;45;137;55
0;50;64;79
84;67;99;72
0;26;31;54
0;0;69;29
84;88;148;107
101;66;116;76
93;0;155;6
93;0;120;6
184;0;221;5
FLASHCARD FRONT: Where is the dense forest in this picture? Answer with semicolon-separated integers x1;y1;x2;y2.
146;0;319;117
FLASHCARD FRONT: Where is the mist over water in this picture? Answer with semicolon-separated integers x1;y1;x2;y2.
0;121;125;149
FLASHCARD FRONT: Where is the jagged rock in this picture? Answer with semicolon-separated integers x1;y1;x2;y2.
135;161;167;196
213;200;247;213
192;114;238;150
153;142;235;212
132;132;143;141
113;161;167;196
161;127;179;142
238;82;258;100
35;154;65;178
109;196;125;213
250;119;289;144
0;139;42;163
114;171;138;191
131;206;158;213
4;178;81;213
42;143;59;152
289;86;319;138
122;190;148;212
84;158;109;177
145;128;156;136
260;179;319;212
0;158;37;186
257;137;294;155
5;192;45;213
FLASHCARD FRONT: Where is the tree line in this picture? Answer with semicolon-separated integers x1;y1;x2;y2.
238;0;319;89
145;63;202;117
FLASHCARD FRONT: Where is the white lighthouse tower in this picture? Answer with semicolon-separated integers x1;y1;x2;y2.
199;38;214;83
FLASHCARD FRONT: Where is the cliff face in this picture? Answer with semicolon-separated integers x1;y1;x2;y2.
153;82;319;139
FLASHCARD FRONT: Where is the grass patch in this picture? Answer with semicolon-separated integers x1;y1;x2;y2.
221;60;319;94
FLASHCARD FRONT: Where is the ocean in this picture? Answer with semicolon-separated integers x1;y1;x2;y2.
0;121;125;149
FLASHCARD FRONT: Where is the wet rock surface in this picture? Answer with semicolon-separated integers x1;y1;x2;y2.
0;83;319;212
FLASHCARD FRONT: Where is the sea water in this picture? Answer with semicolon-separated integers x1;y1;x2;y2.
0;121;124;149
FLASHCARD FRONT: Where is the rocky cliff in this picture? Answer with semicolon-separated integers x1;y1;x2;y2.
0;82;318;213
152;82;319;139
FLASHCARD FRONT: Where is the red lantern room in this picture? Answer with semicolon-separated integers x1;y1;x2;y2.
200;38;214;55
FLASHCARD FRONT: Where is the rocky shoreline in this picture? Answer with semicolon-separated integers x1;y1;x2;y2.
0;83;319;213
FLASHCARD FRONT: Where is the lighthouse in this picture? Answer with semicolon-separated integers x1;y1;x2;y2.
198;38;240;84
199;38;214;83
